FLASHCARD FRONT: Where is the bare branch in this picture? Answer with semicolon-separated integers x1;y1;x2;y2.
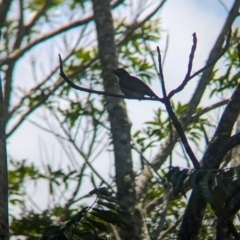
157;48;200;169
238;41;240;67
184;32;197;80
168;33;197;99
159;215;182;239
6;83;60;138
191;99;229;122
189;29;232;80
131;140;164;181
50;108;113;189
4;0;167;136
60;163;87;220
169;29;231;100
25;0;53;32
162;31;169;66
58;54;164;102
218;0;229;11
117;0;167;46
27;118;69;141
0;0;125;66
157;46;167;98
0;17;92;66
6;31;95;136
152;182;171;239
110;224;122;240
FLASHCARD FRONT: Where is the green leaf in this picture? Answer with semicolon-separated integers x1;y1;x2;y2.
85;218;108;232
90;209;127;227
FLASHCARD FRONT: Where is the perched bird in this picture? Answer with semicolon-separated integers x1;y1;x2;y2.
112;68;159;99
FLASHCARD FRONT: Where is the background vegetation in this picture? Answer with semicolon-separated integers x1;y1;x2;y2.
0;0;240;239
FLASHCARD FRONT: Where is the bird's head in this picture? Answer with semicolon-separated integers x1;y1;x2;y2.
111;68;129;77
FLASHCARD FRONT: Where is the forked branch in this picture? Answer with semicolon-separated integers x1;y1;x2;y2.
168;29;231;99
157;46;200;169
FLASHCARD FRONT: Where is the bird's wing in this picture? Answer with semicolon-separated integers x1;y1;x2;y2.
121;76;159;98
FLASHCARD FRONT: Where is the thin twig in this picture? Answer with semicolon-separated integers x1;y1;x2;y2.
162;31;169;66
0;0;124;66
6;34;84;134
237;41;240;68
51;108;112;189
167;33;197;98
185;33;197;81
61;163;87;221
27;118;69;141
178;139;192;168
159;215;182;239
200;123;210;146
168;29;231;99
142;40;160;90
110;224;122;240
118;0;167;46
152;182;171;239
157;46;167;98
218;0;229;12
131;140;164;181
191;99;229;122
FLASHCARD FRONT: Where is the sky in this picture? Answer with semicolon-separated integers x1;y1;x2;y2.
6;0;240;214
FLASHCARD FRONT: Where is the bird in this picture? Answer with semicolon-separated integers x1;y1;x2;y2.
112;68;160;99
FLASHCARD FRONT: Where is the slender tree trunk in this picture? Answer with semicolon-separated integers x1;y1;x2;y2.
215;116;240;240
0;75;8;239
178;81;240;239
92;0;142;238
0;2;11;238
0;0;12;33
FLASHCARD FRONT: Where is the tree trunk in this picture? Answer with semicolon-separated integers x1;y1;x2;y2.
0;76;8;239
92;0;142;238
